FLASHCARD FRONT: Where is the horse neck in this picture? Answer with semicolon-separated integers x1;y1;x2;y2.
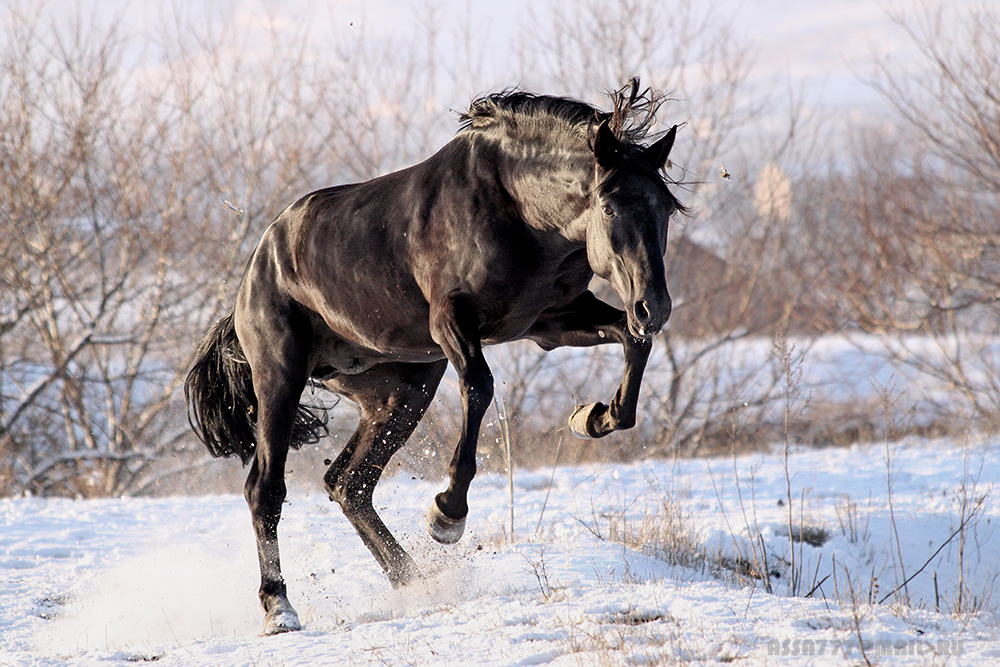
498;143;594;244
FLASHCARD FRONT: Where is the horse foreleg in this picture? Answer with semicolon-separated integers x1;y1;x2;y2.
527;291;655;439
426;295;494;544
568;335;651;438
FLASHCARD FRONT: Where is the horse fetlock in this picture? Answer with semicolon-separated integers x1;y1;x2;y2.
568;401;613;438
386;553;421;589
613;405;636;430
426;497;467;544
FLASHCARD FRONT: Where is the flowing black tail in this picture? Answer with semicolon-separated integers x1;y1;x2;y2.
184;312;327;465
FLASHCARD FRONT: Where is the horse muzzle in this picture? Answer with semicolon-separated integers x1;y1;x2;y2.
627;293;671;339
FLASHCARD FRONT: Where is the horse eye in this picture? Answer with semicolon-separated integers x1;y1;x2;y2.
601;204;615;217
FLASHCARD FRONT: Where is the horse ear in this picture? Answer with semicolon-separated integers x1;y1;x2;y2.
593;118;624;170
643;125;677;171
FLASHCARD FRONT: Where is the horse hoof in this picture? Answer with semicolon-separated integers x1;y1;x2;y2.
262;599;301;635
426;500;466;544
569;402;610;438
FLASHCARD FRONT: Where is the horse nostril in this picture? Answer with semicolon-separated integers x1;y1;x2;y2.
634;300;651;324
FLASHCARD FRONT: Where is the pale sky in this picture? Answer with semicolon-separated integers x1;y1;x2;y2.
33;0;972;118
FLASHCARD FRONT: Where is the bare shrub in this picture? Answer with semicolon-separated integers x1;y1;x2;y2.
794;0;1000;433
0;1;492;496
0;3;447;495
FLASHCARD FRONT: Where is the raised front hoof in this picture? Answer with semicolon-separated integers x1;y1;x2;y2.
569;402;612;439
262;599;301;635
425;499;467;545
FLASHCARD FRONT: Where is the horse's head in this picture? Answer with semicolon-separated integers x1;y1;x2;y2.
586;120;680;339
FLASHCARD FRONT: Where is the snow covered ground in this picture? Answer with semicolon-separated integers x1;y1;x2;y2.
3;437;999;665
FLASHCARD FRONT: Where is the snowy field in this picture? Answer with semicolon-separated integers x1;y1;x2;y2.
3;437;999;665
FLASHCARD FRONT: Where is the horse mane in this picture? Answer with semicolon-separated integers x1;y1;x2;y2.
459;78;667;147
461;79;686;213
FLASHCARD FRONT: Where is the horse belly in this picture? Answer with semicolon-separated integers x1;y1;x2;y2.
307;306;446;377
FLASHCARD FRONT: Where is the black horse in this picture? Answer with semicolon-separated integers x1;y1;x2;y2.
186;79;684;634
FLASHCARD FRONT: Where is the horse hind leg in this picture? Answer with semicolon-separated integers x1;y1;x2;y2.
236;308;314;635
324;361;446;587
245;453;300;634
244;365;314;634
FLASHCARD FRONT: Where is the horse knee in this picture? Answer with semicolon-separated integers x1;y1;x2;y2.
324;476;349;508
322;464;343;501
467;366;494;413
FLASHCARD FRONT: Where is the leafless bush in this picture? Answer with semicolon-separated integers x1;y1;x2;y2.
785;0;1000;433
0;6;191;496
0;1;488;496
866;1;1000;426
0;3;436;495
